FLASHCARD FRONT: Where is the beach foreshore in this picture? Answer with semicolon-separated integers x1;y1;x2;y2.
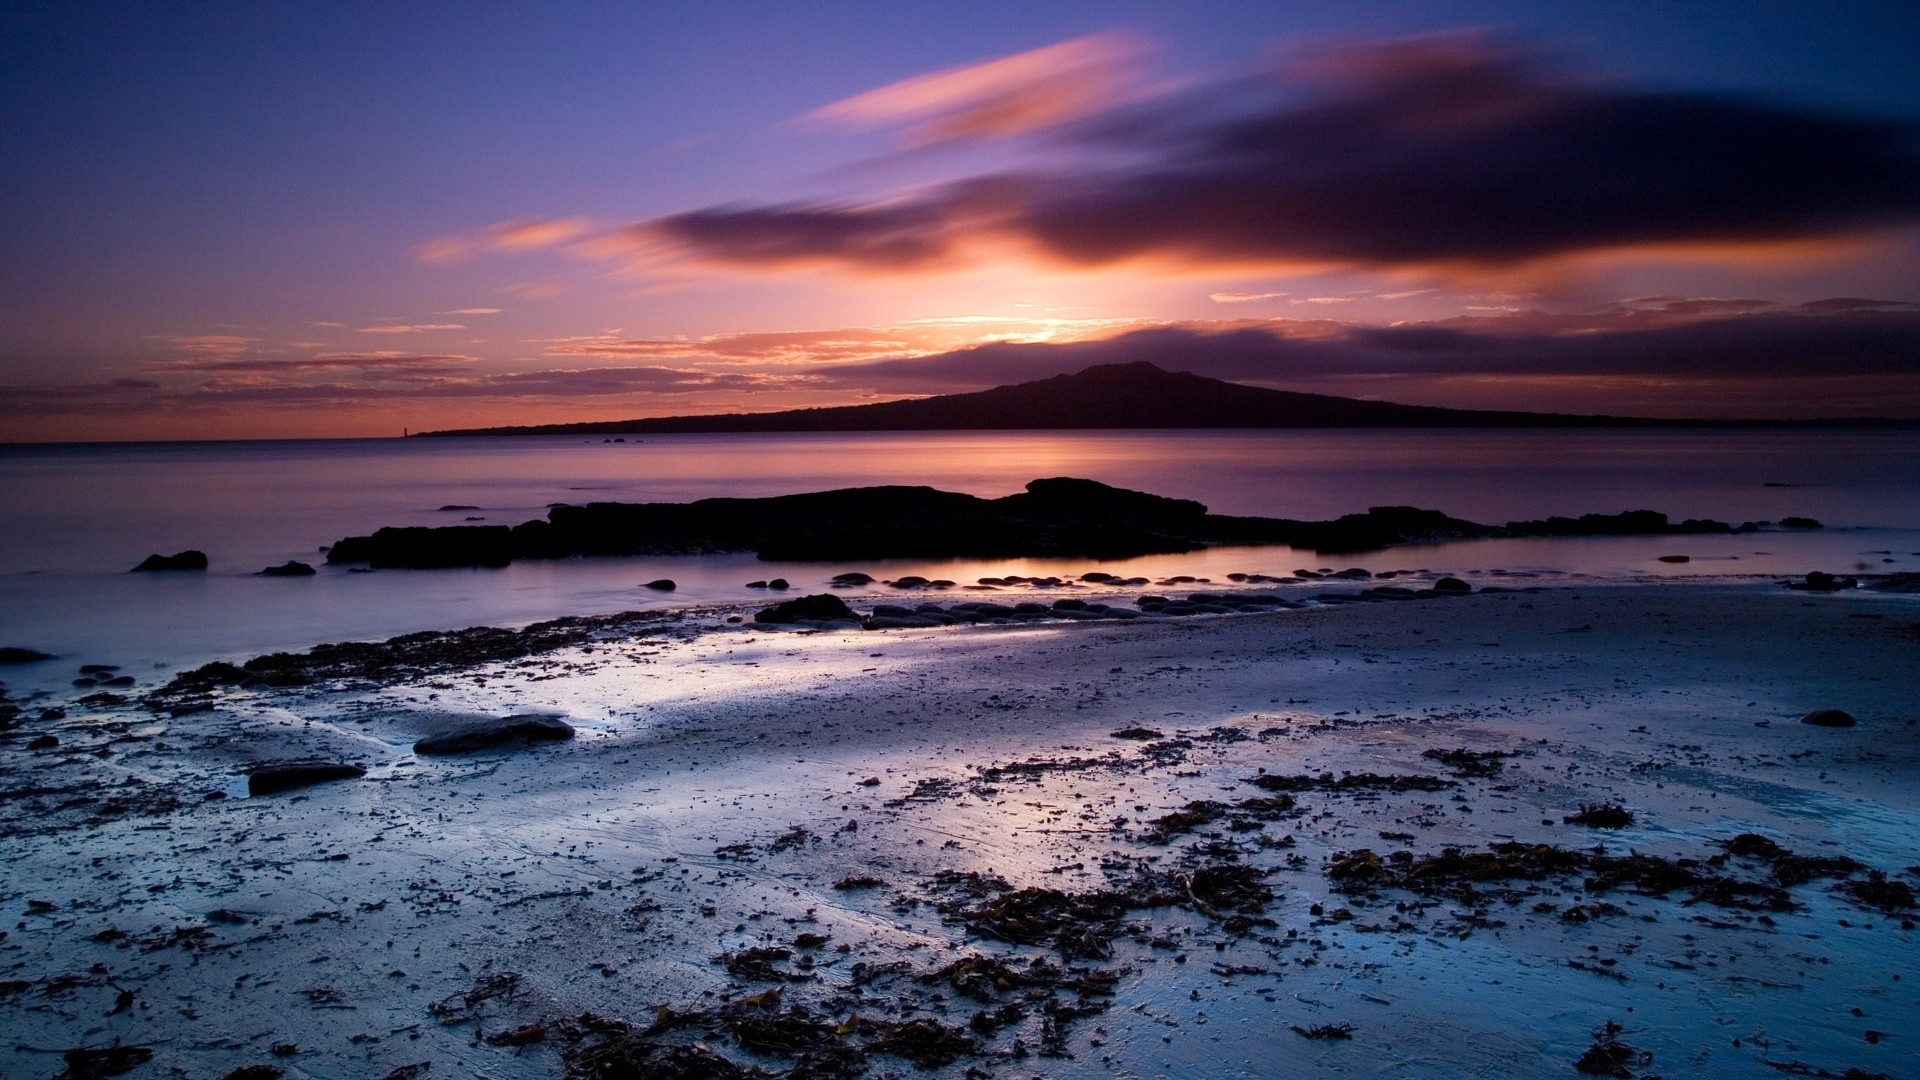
2;583;1916;1079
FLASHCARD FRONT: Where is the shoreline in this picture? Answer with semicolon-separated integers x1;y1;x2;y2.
2;582;1916;1078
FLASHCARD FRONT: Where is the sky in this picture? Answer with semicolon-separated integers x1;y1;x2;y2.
2;0;1918;441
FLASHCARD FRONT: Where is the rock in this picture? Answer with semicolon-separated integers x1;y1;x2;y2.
746;580;769;588
414;714;576;755
0;647;55;664
1789;571;1857;591
643;578;676;591
1780;516;1822;529
1800;709;1856;728
438;504;480;511
755;594;857;624
1052;598;1088;611
1081;571;1118;583
766;578;789;590
131;550;208;572
1431;577;1471;594
830;572;875;586
27;734;58;750
890;576;930;589
1656;555;1690;563
259;560;317;577
247;760;366;796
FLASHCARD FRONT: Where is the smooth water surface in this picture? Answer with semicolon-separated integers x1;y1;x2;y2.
3;429;1916;691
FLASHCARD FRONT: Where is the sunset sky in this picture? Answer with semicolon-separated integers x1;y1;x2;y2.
3;1;1918;440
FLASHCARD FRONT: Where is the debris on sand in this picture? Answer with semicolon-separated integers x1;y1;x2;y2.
1246;771;1453;794
1574;1020;1650;1077
1421;747;1517;777
1292;1022;1354;1039
1839;872;1917;913
50;1045;154;1080
1565;803;1635;828
428;971;523;1024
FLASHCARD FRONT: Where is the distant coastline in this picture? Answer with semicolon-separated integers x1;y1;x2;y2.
411;362;1918;438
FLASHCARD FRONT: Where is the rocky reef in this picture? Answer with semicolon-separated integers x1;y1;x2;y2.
323;477;1767;570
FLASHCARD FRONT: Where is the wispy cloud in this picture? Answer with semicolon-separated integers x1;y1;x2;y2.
813;301;1920;400
356;323;467;334
141;352;476;375
415;218;593;266
806;31;1148;147
441;307;503;316
150;334;255;356
1210;291;1289;303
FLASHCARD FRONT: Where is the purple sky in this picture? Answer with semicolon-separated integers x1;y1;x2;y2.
2;1;1917;439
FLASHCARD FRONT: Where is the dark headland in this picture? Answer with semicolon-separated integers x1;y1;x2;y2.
412;361;1735;437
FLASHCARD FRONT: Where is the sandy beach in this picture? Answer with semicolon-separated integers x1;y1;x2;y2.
2;581;1916;1079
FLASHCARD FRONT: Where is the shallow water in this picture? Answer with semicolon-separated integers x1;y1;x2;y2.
3;428;1916;691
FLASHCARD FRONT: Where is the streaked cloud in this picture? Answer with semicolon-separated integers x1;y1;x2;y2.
598;36;1920;280
806;31;1148;147
1210;291;1289;303
142;352;476;375
150;334;255;356
442;307;503;316
356;323;467;334
816;301;1920;401
415;217;594;265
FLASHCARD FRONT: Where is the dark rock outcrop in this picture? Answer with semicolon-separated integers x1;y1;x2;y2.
0;647;56;664
755;594;858;625
259;560;317;577
1800;709;1856;728
132;550;208;572
247;760;366;796
643;579;676;591
414;714;576;756
320;476;1813;569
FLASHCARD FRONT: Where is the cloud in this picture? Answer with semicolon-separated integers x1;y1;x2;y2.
541;316;1157;366
806;31;1148;147
815;303;1920;393
142;352;477;376
356;323;467;334
150;334;255;356
415;218;593;265
1210;291;1289;303
614;36;1920;279
546;327;924;364
442;307;503;316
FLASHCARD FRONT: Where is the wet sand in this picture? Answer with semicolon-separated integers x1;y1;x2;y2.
2;583;1916;1079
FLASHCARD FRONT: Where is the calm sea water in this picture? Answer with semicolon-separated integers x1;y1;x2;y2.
3;429;1917;694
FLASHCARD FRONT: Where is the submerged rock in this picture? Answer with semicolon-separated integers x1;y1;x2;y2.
0;647;56;664
247;760;366;796
642;578;676;591
1799;708;1856;728
414;714;576;755
755;594;857;625
259;560;317;577
132;550;208;572
1431;576;1471;594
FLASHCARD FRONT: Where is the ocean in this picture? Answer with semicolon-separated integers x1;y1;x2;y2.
3;428;1916;695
